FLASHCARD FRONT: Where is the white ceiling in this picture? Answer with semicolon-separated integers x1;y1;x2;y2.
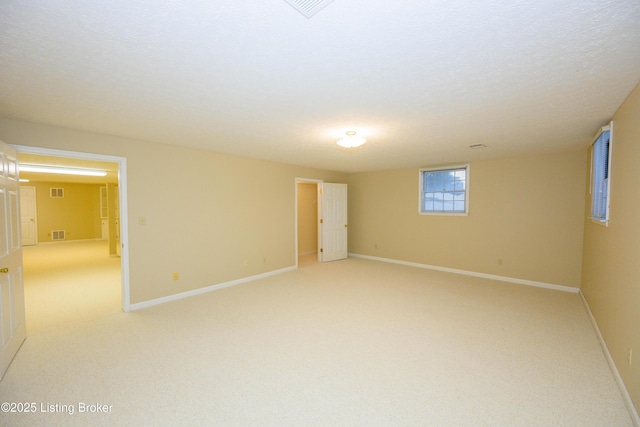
1;0;639;173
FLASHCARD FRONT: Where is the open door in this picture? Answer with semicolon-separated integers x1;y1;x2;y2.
0;139;26;379
319;183;348;262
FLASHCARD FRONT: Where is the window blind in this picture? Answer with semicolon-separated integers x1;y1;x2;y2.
591;128;611;222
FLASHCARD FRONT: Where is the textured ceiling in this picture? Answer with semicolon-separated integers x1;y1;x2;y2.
1;0;639;173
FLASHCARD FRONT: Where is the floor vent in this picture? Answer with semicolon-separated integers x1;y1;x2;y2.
51;230;66;241
283;0;335;18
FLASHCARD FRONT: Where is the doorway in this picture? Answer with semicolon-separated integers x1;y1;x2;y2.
296;180;320;266
12;145;130;327
295;178;349;266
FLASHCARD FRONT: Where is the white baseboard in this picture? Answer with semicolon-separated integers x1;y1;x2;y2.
579;291;640;426
130;266;297;311
348;253;580;294
35;238;104;245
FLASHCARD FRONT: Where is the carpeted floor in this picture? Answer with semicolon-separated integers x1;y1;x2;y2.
0;242;634;426
20;240;121;336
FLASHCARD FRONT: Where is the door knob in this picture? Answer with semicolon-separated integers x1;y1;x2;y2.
0;268;8;274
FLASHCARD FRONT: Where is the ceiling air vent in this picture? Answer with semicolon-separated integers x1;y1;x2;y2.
283;0;336;18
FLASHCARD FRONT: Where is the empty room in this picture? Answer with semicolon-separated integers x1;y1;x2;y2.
0;1;639;426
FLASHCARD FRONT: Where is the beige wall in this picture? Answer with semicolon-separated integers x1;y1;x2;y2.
348;150;587;287
22;182;102;242
0;118;347;304
297;182;318;255
581;82;640;413
3;97;638;415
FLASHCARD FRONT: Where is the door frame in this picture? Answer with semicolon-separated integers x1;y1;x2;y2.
11;145;131;312
295;178;323;267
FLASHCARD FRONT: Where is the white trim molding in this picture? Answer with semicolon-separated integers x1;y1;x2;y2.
130;266;297;311
348;253;580;294
579;291;640;426
11;144;132;312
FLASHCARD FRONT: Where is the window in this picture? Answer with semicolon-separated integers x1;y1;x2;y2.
590;122;613;225
419;165;469;214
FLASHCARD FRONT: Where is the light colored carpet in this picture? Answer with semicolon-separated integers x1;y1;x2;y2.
0;248;634;426
21;240;121;336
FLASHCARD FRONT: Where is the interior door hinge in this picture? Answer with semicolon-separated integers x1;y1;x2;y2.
320;219;323;224
320;248;323;253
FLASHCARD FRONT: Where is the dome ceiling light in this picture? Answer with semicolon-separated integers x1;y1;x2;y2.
337;131;367;149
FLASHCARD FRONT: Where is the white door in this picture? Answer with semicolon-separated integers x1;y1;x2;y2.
0;140;26;379
20;186;37;246
319;183;348;262
101;219;109;240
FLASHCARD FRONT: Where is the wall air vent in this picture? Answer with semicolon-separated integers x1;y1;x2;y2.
50;187;64;198
51;230;65;241
283;0;335;18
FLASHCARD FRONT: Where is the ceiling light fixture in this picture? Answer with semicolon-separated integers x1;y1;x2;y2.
19;164;107;177
337;131;367;149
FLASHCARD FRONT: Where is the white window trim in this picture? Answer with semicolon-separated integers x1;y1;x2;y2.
419;164;470;216
589;122;613;227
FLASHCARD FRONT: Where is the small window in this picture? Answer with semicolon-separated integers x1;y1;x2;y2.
590;122;613;225
419;165;469;215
